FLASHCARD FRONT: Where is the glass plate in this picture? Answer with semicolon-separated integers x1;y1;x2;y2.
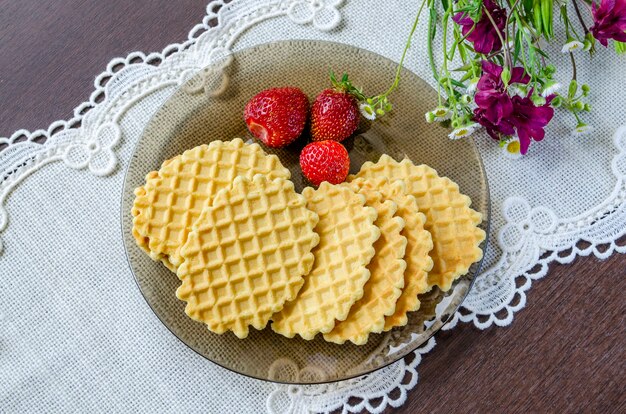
121;40;489;384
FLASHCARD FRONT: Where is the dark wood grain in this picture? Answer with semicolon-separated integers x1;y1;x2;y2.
1;2;624;413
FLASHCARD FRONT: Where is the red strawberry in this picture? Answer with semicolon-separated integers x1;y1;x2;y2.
310;88;359;142
244;87;309;148
299;140;350;186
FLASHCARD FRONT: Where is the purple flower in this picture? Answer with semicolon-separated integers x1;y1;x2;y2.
473;107;515;140
472;61;552;154
453;0;507;54
508;95;554;154
590;0;626;47
474;61;530;124
473;93;554;154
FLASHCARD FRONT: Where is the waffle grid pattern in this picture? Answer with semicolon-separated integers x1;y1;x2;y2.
271;182;380;340
349;177;434;330
355;155;485;291
324;186;407;345
175;175;319;339
131;139;290;269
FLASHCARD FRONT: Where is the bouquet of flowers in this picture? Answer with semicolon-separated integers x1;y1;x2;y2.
344;0;626;157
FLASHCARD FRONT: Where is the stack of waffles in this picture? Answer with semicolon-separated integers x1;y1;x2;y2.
132;138;485;345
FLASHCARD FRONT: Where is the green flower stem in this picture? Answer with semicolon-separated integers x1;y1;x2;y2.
516;14;534;80
484;6;512;69
379;0;428;99
505;0;523;61
427;0;439;81
572;0;590;35
569;51;577;80
440;6;461;121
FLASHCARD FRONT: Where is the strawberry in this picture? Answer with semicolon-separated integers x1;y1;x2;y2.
244;87;309;148
310;88;360;142
299;140;350;186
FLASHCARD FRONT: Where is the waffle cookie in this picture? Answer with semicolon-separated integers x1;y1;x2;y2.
353;155;485;291
348;177;434;331
131;139;291;270
175;175;319;339
324;184;406;345
271;182;380;340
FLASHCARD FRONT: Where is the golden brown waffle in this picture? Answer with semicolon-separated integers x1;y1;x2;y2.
175;175;319;339
271;182;380;340
131;139;291;270
353;155;485;292
324;184;406;345
348;177;433;331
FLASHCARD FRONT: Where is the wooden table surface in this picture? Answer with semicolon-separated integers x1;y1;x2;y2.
1;1;624;413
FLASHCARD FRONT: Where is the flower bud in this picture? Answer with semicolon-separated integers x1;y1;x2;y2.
460;94;472;104
531;94;546;106
581;84;590;95
568;80;578;100
573;101;584;111
551;96;562;107
583;103;591;111
501;67;512;86
425;112;436;123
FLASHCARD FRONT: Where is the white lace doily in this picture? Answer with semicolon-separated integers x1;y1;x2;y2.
1;1;624;413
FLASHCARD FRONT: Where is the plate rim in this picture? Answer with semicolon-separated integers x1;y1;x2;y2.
119;38;491;385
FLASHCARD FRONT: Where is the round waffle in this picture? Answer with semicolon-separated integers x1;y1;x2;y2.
352;155;485;292
175;175;319;339
324;183;406;345
348;177;433;331
131;139;291;270
271;182;380;341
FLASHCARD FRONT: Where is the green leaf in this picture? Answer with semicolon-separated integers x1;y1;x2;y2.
452;62;473;72
458;43;468;63
615;41;626;54
534;47;549;59
501;67;512;86
441;0;450;11
533;0;543;36
528;42;537;69
513;31;522;63
541;0;553;38
459;71;474;82
429;8;437;41
522;0;533;15
449;78;466;88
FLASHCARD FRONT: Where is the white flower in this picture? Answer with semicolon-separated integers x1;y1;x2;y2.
508;84;528;98
541;81;561;97
501;137;522;159
449;123;480;140
466;78;479;95
572;123;594;136
562;40;584;53
429;106;451;121
359;103;376;120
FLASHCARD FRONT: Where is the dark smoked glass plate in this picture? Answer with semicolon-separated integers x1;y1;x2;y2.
121;40;489;384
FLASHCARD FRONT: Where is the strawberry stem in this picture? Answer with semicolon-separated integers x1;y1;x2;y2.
328;0;427;121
